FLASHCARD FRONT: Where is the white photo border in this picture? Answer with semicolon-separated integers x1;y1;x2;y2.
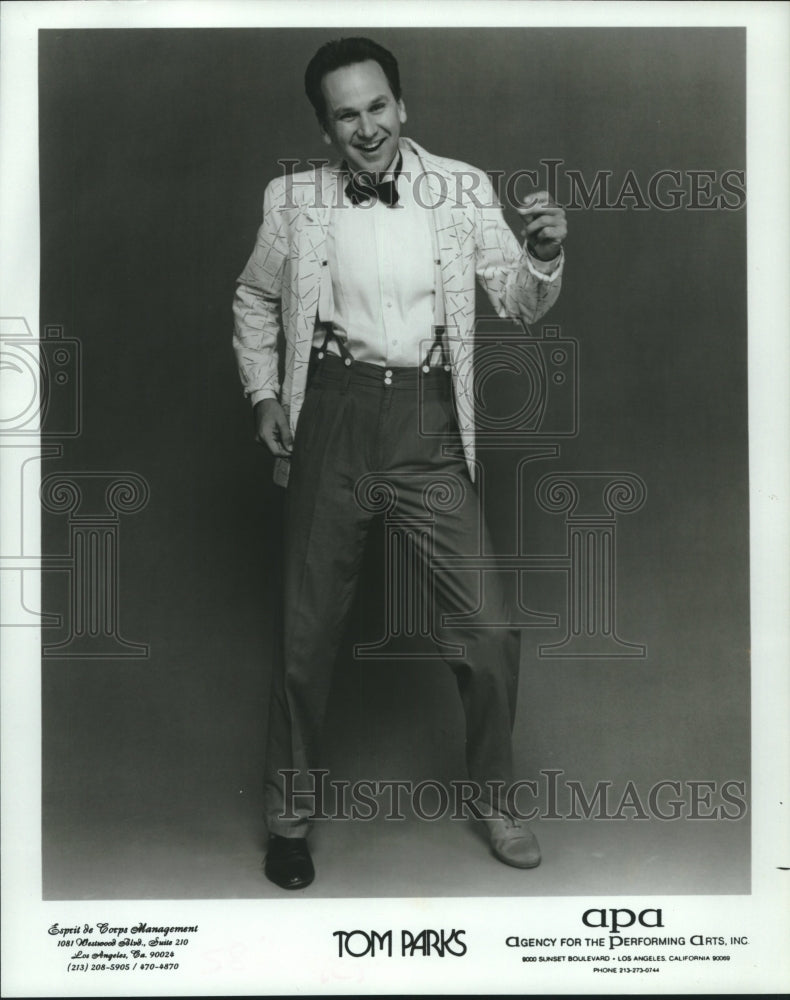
1;1;788;996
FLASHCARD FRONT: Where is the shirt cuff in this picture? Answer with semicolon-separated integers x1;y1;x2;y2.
249;388;279;406
524;245;564;282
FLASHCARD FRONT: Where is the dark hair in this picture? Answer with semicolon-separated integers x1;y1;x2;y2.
304;37;401;122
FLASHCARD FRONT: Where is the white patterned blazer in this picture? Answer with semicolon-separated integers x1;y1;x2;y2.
233;138;564;487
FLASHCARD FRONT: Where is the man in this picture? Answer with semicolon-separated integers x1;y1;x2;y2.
233;36;567;890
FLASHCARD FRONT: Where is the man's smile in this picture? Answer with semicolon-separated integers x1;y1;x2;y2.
355;137;387;153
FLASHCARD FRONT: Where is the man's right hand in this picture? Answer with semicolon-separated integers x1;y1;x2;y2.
254;398;293;457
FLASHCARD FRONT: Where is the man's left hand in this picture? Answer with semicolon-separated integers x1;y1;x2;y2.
516;190;567;261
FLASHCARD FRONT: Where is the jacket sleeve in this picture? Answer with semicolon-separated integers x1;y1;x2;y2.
232;177;290;405
471;170;563;324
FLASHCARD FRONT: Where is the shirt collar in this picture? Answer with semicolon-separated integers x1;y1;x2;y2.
378;150;403;183
342;150;403;183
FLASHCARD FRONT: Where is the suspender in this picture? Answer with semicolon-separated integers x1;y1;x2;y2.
316;185;448;369
316;323;449;377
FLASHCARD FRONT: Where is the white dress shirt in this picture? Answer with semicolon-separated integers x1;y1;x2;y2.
318;147;437;366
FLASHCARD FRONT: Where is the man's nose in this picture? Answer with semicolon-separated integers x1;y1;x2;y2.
356;113;377;138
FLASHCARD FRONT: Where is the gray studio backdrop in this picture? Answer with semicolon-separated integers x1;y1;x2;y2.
38;27;748;898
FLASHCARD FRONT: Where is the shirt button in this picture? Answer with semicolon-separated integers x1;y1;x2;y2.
386;302;393;309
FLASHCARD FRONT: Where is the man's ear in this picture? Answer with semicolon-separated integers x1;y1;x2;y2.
318;115;333;146
397;100;407;125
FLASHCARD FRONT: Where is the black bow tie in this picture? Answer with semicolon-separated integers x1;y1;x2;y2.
344;155;402;207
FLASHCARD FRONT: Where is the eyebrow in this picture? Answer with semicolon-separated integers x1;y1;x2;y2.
331;94;389;118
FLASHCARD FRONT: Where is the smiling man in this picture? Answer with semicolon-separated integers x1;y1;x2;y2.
233;36;567;890
320;55;405;175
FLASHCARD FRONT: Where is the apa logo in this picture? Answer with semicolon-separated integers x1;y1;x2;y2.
582;908;664;933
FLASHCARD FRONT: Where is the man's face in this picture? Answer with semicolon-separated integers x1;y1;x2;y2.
319;59;407;175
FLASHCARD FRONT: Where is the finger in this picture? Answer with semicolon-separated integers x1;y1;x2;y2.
259;425;289;457
527;219;567;239
517;204;551;219
275;415;294;452
260;434;280;456
531;226;565;243
521;226;564;238
517;188;551;205
516;190;556;214
528;240;563;256
525;213;561;234
519;209;565;228
518;201;563;215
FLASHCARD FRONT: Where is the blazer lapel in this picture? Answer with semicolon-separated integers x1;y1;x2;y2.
286;165;339;412
405;139;475;343
404;139;477;474
294;167;334;332
283;167;335;427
